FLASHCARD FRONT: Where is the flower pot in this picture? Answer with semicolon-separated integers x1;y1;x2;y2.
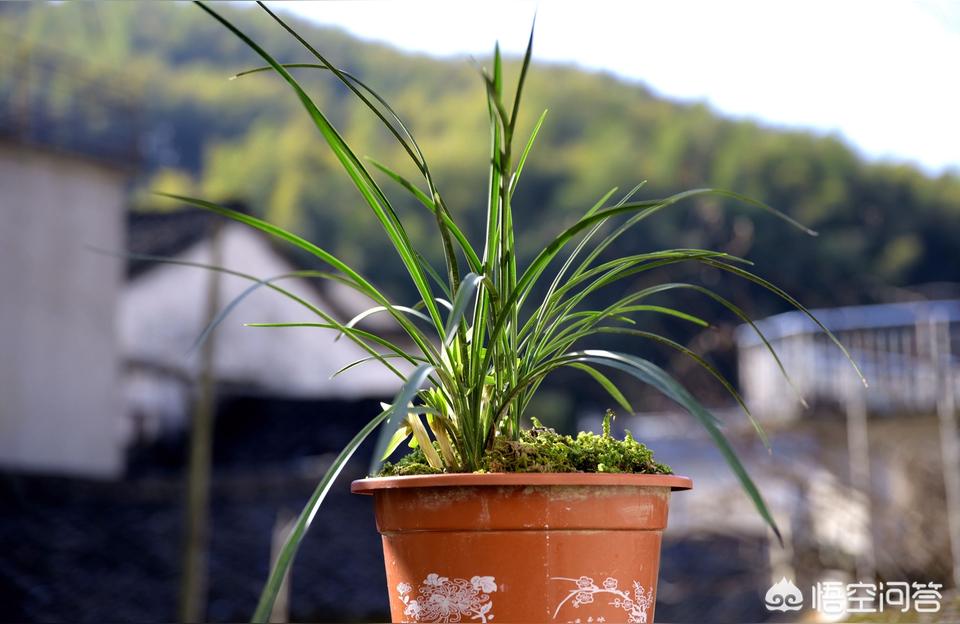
352;472;692;623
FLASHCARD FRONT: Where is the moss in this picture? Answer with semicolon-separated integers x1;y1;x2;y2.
377;411;671;476
378;447;443;476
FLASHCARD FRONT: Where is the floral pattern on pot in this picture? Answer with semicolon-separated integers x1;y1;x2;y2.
397;573;497;623
552;576;654;624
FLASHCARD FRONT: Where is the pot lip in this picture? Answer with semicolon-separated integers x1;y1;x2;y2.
351;472;692;494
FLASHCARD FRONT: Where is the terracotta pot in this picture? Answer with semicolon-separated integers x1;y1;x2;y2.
352;472;692;624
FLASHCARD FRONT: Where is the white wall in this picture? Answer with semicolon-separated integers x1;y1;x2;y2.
0;143;126;477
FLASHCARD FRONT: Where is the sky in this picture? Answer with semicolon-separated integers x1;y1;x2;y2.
275;0;960;175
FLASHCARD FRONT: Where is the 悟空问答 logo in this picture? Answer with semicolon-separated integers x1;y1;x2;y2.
765;577;804;612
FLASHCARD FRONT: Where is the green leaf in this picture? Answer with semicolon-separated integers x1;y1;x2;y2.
155;192;441;362
244;322;419;379
195;3;445;335
565;362;634;414
368;364;437;475
93;246;425;380
617;305;709;327
444;272;482;345
380;423;413;461
534;279;808;411
367;156;433;207
250;5;429;173
509;108;547;198
595;328;767;448
251;416;386;624
332;354;418;379
561;350;781;543
516;186;814;315
339;304;433;340
189;269;338;354
508;16;536;132
702;258;867;387
153;193;368;301
523;250;741;367
368;158;482;273
235;7;476;305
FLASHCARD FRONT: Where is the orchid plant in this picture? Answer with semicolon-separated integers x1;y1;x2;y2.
168;3;865;620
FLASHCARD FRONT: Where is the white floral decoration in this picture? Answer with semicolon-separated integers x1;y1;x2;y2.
552;576;654;624
397;573;497;623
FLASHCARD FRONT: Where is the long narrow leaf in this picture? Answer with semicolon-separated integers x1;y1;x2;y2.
155;192;441;361
252;4;428;172
251;364;434;622
195;2;445;334
565;362;634;414
369;158;482;273
253;1;471;317
369;364;437;474
93;246;423;379
535;280;808;409
509;108;547;198
245;322;419;379
560;350;781;542
190;269;339;354
379;423;413;461
444;272;482;345
595;328;767;448
339;304;432;340
332;354;419;379
702;258;867;386
508;16;536;132
251;409;389;622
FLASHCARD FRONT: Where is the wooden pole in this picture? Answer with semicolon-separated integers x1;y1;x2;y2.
930;315;960;588
178;222;223;622
845;331;876;580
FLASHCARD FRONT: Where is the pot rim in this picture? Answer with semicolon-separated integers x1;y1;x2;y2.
351;471;692;494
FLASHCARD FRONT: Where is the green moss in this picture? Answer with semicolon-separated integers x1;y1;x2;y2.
378;447;443;476
377;411;671;476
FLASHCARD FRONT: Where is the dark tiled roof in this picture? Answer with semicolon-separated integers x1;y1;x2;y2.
126;207;224;279
126;203;332;283
123;206;399;335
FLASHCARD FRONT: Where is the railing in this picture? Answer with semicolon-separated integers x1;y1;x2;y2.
737;299;960;585
737;300;960;417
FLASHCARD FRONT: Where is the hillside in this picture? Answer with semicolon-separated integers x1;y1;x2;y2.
3;1;959;407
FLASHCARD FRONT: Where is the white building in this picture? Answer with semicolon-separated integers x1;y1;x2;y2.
0;154;410;479
121;211;407;444
736;300;960;420
0;142;127;477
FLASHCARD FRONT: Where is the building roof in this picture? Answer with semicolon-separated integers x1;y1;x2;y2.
126;208;222;279
125;206;397;332
736;299;960;346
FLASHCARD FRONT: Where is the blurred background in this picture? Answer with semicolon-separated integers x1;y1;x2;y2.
1;1;959;622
